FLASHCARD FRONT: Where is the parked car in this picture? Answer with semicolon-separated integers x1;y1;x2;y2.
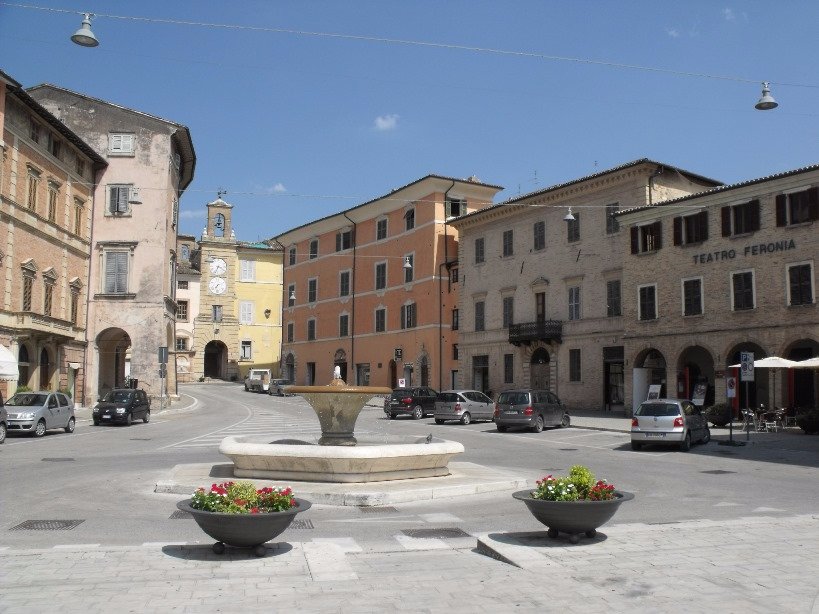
384;387;438;419
244;368;273;393
434;390;494;425
493;389;570;433
270;378;292;396
0;392;6;444
630;398;710;451
93;388;151;426
5;391;75;437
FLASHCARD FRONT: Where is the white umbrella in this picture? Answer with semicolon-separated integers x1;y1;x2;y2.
0;344;18;381
793;357;819;368
729;356;799;368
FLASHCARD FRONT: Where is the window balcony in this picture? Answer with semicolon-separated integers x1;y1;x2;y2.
508;320;563;345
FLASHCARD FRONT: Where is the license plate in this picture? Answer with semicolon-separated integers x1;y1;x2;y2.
644;432;665;437
102;415;111;420
504;410;517;415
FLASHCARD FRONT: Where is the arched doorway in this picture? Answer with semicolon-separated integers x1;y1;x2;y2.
204;340;228;379
389;360;397;389
677;346;716;407
726;343;766;414
39;348;51;389
284;353;295;383
18;345;30;388
785;339;819;410
419;355;429;387
530;348;550;390
96;328;132;396
633;349;668;409
333;349;347;382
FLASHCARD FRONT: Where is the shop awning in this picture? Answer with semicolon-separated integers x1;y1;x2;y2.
0;344;18;381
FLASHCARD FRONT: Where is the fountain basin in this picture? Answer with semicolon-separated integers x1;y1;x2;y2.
219;434;465;483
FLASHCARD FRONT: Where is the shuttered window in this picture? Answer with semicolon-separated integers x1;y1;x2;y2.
109;133;134;154
240;301;253;324
240;260;255;281
108;185;130;214
104;252;128;293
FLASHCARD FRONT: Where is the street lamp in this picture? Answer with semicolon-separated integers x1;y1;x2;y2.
563;207;575;222
71;13;99;47
755;82;778;111
403;256;413;270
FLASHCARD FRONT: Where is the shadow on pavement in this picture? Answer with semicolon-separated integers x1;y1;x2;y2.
161;542;293;561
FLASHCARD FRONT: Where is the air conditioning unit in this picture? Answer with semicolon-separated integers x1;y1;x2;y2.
128;187;142;204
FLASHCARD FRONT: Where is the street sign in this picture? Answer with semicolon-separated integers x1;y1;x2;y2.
159;364;167;378
740;351;754;382
726;376;736;398
158;346;168;364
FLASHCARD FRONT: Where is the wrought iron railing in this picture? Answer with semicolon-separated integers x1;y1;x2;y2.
508;320;563;345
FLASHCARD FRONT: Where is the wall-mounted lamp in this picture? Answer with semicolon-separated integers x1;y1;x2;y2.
755;82;778;111
289;290;296;301
563;207;575;222
264;308;272;318
71;13;99;47
403;256;413;269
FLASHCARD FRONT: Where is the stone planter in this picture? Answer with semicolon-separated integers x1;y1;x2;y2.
512;490;634;544
177;498;311;556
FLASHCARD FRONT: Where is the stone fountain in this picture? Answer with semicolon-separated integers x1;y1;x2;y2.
219;368;464;483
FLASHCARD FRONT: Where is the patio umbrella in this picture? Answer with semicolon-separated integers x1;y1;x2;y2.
728;356;798;411
793;357;819;368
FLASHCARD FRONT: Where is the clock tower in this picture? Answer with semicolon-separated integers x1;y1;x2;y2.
192;195;240;380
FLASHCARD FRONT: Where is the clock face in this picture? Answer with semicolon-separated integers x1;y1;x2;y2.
209;258;227;275
208;277;226;295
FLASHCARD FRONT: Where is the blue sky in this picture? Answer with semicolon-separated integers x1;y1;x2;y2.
2;1;817;241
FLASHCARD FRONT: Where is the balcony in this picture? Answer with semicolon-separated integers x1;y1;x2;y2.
508;320;563;346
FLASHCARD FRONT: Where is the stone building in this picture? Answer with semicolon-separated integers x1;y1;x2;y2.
449;160;719;410
174;233;199;384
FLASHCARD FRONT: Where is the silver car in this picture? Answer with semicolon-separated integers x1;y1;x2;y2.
630;398;710;451
5;391;76;437
434;390;494;425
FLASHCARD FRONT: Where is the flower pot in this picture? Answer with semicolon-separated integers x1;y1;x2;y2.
512;490;634;544
177;498;311;556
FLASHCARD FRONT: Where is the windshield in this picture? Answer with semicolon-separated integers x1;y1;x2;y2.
437;393;461;403
8;393;48;406
497;392;530;405
636;402;680;417
103;390;133;403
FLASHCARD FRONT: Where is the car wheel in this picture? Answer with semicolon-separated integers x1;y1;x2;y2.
530;416;544;433
244;385;249;391
143;410;151;424
680;432;691;452
435;418;445;425
0;422;6;444
93;419;100;426
560;414;571;428
460;412;471;425
34;419;46;437
701;428;710;444
64;417;75;433
387;413;395;420
412;405;423;420
125;413;132;426
631;441;642;451
496;424;508;432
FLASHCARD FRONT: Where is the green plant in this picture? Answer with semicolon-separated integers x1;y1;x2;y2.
704;403;732;427
15;385;31;393
190;481;297;514
795;410;819;435
531;465;617;502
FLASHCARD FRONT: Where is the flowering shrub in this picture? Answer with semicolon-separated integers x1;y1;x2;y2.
531;465;617;502
190;481;297;514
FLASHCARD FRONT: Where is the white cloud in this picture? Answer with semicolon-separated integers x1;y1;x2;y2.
374;114;399;131
722;8;735;21
665;28;680;38
179;208;204;220
266;183;287;194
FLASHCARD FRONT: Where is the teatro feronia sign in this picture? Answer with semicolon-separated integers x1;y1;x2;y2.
693;238;797;264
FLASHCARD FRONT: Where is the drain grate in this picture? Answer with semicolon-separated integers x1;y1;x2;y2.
358;506;399;514
11;520;85;531
169;510;192;519
559;448;578;451
402;527;470;539
42;458;75;462
129;438;152;441
701;469;736;475
290;519;314;530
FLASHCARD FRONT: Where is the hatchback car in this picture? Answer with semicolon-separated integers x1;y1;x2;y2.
270;379;292;396
93;388;151;426
384;387;438;419
5;391;75;437
630;398;710;451
434;390;494;425
493;389;570;433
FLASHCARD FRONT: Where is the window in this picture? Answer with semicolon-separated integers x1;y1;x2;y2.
673;211;709;245
638;284;657;320
568;286;581;321
23;274;33;311
48;132;61;158
339;314;349;337
29;117;41;143
178;280;189;290
240;301;253;324
776;188;819;226
731;271;755;311
502;296;514;328
375;308;386;333
606;203;620;234
404;254;414;283
47;182;58;222
474;237;485;264
70;290;79;324
307;319;316;340
180;245;190;261
502;230;514;257
721;200;760;236
533;221;545;250
375;262;387;290
452;308;459;330
445;198;465;218
631;222;663;254
567;212;580;243
177;300;189;321
683;278;703;316
286;322;294;343
103;252;129;294
787;263;813;306
109;133;134;155
27;167;40;210
288;247;296;265
108;185;132;215
309;239;318;259
453;344;459;360
43;281;54;316
240;341;252;360
569;349;581;382
504;354;514;384
287;284;295;307
308;278;317;303
75;156;85;177
237;260;253;281
212;305;223;322
474;300;485;331
176;337;188;351
535;292;545;323
401;302;417;329
73;198;84;236
404;208;415;231
336;229;352;252
450;267;459;283
339;270;351;297
376;218;388;241
607;280;621;317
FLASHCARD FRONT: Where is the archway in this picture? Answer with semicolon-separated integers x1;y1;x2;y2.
333;349;347;382
726;342;766;415
530;347;550;390
96;327;132;396
633;348;668;409
677;346;716;407
284;353;295;383
419;355;429;387
204;340;228;379
784;339;819;410
39;347;51;389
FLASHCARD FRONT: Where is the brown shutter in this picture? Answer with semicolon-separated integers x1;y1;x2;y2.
653;221;663;250
721;206;731;236
750;200;761;231
699;211;709;240
630;226;639;254
775;194;787;226
673;217;682;246
808;187;819;221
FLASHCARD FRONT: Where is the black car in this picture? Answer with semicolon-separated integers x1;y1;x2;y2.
384;387;438;420
93;389;151;426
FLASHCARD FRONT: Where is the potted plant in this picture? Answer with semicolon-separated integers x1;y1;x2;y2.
704;402;732;428
177;481;311;556
513;465;633;544
795;409;819;435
